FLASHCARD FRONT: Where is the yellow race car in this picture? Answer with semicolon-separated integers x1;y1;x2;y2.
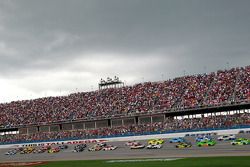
175;142;192;148
148;139;164;145
20;146;35;154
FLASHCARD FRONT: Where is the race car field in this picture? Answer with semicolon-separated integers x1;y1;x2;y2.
6;156;249;167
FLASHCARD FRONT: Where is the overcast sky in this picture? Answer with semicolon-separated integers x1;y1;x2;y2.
0;0;250;103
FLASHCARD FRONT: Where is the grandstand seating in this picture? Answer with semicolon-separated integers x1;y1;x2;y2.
0;66;249;128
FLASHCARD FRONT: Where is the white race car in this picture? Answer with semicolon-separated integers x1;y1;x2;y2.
102;145;117;151
146;144;162;149
88;145;103;151
96;142;107;147
217;135;236;141
125;141;139;146
130;143;145;149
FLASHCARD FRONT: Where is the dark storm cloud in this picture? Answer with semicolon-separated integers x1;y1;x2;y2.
0;0;250;102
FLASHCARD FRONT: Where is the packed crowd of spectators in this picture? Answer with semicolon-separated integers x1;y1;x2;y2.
235;66;250;102
0;113;249;144
0;66;249;128
205;68;239;106
178;74;214;109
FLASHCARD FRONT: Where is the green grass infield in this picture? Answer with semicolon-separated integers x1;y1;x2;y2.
38;156;250;167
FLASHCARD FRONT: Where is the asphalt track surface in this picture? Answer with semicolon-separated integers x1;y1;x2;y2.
0;134;250;163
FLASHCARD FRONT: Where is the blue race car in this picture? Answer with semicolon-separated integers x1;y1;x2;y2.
169;137;185;143
196;135;212;142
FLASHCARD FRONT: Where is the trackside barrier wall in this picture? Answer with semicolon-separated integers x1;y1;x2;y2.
0;126;250;149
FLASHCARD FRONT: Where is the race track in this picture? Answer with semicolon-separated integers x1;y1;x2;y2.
0;134;250;163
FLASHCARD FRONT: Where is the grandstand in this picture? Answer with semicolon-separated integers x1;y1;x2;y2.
0;66;249;144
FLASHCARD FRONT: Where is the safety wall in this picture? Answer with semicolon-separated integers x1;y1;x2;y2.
1;127;250;149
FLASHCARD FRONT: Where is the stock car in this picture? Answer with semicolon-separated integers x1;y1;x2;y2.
231;138;250;145
88;144;104;151
20;147;35;154
169;137;185;143
33;148;46;154
125;141;139;146
175;142;192;148
196;135;213;142
34;145;52;153
146;144;162;149
96;142;107;147
217;135;236;141
41;146;51;151
197;140;216;147
73;144;87;152
5;149;18;155
58;145;68;150
48;147;60;153
102;145;118;151
148;139;164;145
130;143;145;149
